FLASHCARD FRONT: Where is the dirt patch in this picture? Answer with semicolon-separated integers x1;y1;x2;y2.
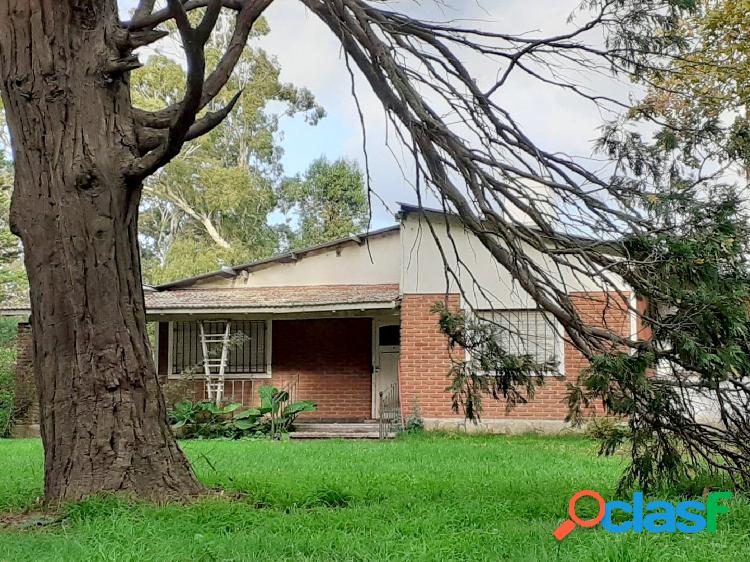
0;510;64;530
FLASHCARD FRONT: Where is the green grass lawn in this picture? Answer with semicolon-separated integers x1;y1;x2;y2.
0;434;748;561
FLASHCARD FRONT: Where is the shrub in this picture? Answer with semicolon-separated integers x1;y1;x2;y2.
403;397;424;434
0;318;18;438
168;384;316;439
584;416;631;455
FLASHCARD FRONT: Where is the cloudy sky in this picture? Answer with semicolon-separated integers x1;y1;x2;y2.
120;1;634;228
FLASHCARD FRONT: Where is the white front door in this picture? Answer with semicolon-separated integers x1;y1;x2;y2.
373;323;400;418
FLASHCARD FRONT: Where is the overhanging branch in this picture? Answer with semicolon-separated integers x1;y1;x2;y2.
126;1;269;180
130;0;272;130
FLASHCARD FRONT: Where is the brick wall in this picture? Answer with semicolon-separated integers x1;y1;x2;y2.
270;318;373;421
164;317;374;421
399;292;631;421
398;294;461;419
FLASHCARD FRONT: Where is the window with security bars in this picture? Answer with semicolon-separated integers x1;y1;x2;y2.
476;310;561;373
171;320;267;375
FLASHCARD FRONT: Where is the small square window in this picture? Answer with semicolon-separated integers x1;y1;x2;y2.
379;325;401;347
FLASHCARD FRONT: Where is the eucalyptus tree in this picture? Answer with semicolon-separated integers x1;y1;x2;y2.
279;157;368;249
132;15;324;283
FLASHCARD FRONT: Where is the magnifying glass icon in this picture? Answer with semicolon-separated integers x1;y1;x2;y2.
553;490;606;541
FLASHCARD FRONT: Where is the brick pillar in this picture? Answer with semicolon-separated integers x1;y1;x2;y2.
398;294;461;420
14;322;38;424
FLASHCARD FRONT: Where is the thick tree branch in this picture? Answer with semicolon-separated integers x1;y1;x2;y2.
125;0;245;30
133;0;158;21
115;29;170;50
136;90;243;153
127;0;248;180
132;0;272;129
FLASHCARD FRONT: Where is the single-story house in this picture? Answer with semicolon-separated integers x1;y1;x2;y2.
3;203;638;432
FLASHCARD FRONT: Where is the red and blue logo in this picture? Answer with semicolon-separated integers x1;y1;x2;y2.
554;489;732;540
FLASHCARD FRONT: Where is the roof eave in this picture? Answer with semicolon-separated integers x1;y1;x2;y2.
145;300;401;318
0;309;30;317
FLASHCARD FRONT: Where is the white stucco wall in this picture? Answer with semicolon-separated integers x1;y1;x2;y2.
192;229;402;289
183;211;627;313
400;212;628;309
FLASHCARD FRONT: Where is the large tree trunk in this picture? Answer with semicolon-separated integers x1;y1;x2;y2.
0;1;202;501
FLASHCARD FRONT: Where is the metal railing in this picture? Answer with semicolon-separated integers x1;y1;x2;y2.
378;383;400;439
280;376;299;410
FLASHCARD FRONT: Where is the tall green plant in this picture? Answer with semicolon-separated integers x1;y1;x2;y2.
0;317;18;438
569;189;750;492
168;385;316;439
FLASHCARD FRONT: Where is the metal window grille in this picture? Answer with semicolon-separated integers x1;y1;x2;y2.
172;320;266;375
478;309;559;367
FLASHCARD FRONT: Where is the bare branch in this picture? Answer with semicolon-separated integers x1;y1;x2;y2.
125;0;244;30
132;0;158;21
127;0;216;179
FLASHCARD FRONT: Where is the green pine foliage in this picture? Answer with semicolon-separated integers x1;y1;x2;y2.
279;157;369;250
571;190;750;492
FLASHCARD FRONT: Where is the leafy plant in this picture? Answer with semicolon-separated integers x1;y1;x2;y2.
168;385;316;439
0;317;18;438
169;400;248;439
403;397;424;434
256;385;316;438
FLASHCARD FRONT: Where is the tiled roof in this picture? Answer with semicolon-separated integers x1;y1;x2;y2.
146;284;401;310
1;284;401;314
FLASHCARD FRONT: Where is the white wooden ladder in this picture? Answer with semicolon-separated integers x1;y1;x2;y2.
200;320;231;406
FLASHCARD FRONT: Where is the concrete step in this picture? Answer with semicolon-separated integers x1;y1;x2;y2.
289;431;395;440
291;422;397;439
294;423;381;433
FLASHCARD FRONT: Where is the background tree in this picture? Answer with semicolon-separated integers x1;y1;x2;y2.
279;157;368;249
0;99;25;304
630;0;750;172
131;15;324;284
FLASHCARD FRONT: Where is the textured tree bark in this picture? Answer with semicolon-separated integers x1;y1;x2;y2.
0;0;202;501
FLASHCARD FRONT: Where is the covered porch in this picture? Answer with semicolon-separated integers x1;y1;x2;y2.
147;284;402;423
